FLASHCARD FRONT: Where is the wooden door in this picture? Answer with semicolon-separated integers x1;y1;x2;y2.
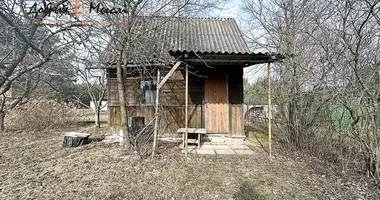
204;74;229;133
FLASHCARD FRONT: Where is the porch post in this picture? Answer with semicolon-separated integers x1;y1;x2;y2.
152;70;161;158
267;62;272;158
185;65;189;156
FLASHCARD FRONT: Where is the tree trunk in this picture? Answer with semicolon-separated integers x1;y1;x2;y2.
0;111;5;132
366;150;380;178
288;100;300;147
367;102;380;178
116;48;130;148
95;108;100;128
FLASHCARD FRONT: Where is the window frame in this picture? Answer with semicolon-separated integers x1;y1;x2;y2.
140;71;157;105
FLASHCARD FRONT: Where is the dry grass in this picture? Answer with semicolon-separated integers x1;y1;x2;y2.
0;127;379;199
6;100;76;131
75;109;108;123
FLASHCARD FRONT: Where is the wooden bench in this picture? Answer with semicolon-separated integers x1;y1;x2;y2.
177;128;206;148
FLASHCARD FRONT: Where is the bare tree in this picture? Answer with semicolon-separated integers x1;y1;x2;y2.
243;0;380;178
0;0;82;131
312;0;380;177
242;0;332;147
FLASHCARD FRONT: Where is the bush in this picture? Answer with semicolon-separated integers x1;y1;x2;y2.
129;125;154;158
7;99;76;131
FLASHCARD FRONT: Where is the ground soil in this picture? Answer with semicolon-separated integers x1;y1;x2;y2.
0;127;379;200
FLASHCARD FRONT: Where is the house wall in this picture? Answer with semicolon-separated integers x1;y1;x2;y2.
107;68;204;135
107;66;244;136
227;67;244;136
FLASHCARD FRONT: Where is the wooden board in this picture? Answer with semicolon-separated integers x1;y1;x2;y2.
177;128;206;134
108;78;120;106
204;74;229;133
109;106;121;132
230;105;244;136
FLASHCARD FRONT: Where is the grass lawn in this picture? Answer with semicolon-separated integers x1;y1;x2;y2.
0;127;379;199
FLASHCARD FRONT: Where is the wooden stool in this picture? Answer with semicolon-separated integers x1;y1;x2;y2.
177;128;206;148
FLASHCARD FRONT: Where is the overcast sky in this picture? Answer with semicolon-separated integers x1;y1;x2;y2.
216;0;267;83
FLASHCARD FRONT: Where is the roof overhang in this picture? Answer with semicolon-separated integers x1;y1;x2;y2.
87;50;285;69
169;50;285;67
86;63;168;69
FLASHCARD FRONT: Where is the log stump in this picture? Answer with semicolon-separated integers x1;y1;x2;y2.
63;132;90;147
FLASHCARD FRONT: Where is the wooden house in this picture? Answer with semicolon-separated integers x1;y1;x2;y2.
104;17;282;138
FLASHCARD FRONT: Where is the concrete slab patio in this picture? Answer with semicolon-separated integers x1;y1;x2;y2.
215;149;236;155
180;143;255;155
213;145;232;150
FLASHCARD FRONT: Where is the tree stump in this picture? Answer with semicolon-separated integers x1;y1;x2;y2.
63;132;90;147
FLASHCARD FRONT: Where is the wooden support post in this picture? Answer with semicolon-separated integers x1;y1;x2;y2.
185;66;189;156
267;62;272;158
152;70;161;158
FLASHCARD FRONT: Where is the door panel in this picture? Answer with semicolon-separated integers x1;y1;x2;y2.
204;74;229;133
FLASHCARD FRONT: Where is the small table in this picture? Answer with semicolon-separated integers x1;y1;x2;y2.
177;128;206;148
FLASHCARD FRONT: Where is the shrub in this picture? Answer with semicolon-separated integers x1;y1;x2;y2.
7;99;77;131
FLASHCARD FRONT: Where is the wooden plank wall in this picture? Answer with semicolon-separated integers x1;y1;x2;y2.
230;105;244;136
228;67;244;136
107;69;204;136
108;78;142;106
108;79;119;106
107;66;245;136
109;106;121;132
108;105;203;135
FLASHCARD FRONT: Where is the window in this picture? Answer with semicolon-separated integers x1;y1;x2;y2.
140;79;156;105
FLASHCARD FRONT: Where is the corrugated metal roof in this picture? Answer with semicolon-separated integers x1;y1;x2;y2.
104;16;251;64
162;17;250;53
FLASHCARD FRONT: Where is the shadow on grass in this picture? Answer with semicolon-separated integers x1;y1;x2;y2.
233;181;267;200
252;133;268;154
245;125;269;154
156;140;182;154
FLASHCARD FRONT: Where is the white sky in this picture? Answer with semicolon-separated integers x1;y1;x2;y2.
217;0;241;18
216;0;267;83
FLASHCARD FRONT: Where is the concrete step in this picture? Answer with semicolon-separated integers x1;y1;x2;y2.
208;137;225;143
204;134;227;143
224;137;245;144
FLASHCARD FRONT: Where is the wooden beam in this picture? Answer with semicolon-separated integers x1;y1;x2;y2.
157;61;181;90
181;59;274;65
86;63;167;69
151;70;161;158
